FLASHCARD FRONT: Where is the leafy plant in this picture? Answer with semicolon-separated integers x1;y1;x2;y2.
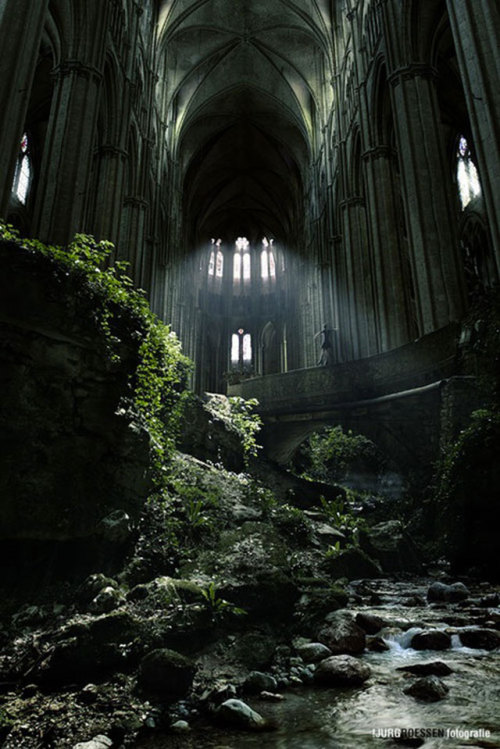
205;394;262;461
200;582;246;620
0;222;192;479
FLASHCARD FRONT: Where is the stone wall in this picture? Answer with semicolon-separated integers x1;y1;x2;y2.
0;240;152;543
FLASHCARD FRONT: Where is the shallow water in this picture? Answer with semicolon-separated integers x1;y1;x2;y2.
135;579;500;748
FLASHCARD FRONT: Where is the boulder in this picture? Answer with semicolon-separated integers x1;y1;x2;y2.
367;636;390;652
137;649;196;697
410;630;451;651
323;548;382;580
314;655;371;687
359;520;422;573
216;699;267;731
318;611;366;654
95;510;132;545
397;661;453;677
88;586;125;614
458;628;500;650
355;612;386;634
403;675;449;702
427;581;469;603
295;642;332;664
243;671;277;694
73;737;112;749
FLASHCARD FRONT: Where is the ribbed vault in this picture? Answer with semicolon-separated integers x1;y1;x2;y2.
157;0;335;244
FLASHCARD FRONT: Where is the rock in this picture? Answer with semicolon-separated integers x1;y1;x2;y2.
403;675;449;702
78;683;99;704
89;586;125;614
359;520;422;573
78;574;119;605
318;611;366;654
479;593;499;607
355;612;386;634
295;642;332;663
323;548;382;580
403;595;425;607
171;720;190;733
73;736;112;749
137;649;196;697
259;691;284;701
216;699;267;731
314;655;371;687
295;584;349;630
410;630;451;650
243;671;277;694
427;581;469;603
397;661;453;677
96;510;132;544
458;628;500;650
367;636;390;652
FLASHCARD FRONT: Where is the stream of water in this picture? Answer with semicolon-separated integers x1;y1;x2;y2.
135;578;500;748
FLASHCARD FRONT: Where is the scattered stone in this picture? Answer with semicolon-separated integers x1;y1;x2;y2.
89;586;125;614
314;655;371;686
458;628;500;650
319;611;366;654
78;574;119;605
295;642;332;663
137;649;196;697
402;595;425;607
479;593;500;607
397;661;453;677
216;699;267;731
410;630;451;650
78;683;99;704
355;612;386;634
243;671;277;694
427;581;469;603
73;736;112;749
359;520;422;573
259;691;284;701
403;675;449;702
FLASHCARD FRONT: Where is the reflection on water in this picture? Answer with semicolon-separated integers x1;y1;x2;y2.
134;579;500;749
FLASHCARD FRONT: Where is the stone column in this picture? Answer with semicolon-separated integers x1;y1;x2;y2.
33;60;104;245
91;145;128;245
119;196;148;282
363;146;412;349
0;0;50;215
446;0;500;274
388;64;466;333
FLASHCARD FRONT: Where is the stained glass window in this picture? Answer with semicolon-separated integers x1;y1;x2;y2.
457;135;481;210
12;132;32;205
208;250;215;276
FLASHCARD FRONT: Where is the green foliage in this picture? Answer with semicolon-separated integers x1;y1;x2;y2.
200;582;246;620
294;425;381;484
272;503;313;544
206;395;262;460
462;287;500;403
319;494;365;548
0;222;192;478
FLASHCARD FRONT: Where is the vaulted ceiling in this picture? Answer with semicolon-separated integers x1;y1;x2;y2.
156;0;336;244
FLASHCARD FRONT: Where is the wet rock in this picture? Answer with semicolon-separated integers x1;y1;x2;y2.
295;584;349;631
314;655;371;686
359;520;422;573
403;675;449;702
171;720;190;733
259;691;284;701
323;548;382;580
397;661;453;677
427;581;469;603
458;628;500;650
402;594;425;607
89;586;125;614
318;611;366;654
367;636;390;652
243;671;277;694
137;649;196;697
295;642;332;663
96;510;132;545
216;699;267;730
73;736;112;749
479;593;500;607
410;630;451;650
78;683;99;704
355;612;386;634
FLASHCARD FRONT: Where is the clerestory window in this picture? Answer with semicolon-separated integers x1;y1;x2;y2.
208;239;223;277
11;132;32;205
234;236;251;281
231;328;252;369
260;237;276;280
456;135;481;210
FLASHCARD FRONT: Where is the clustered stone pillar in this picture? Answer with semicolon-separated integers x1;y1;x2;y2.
363;146;411;349
92;145;128;246
446;0;500;275
0;0;50;216
33;61;104;245
388;64;466;334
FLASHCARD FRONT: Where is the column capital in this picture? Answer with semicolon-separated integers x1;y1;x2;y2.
339;196;365;208
124;195;148;209
98;144;128;159
362;145;396;161
388;63;438;87
53;60;103;83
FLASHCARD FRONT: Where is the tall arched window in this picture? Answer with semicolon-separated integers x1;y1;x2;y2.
260;237;276;280
234;236;250;282
457;135;481;210
231;328;252;369
11;132;32;205
209;239;223;277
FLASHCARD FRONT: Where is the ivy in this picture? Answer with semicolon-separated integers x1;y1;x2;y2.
0;221;191;479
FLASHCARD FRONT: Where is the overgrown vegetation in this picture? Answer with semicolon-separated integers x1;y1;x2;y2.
204;395;262;460
462;286;500;404
0;221;191;477
292;425;383;484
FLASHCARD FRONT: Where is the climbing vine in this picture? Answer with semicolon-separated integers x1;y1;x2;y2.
0;221;191;477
